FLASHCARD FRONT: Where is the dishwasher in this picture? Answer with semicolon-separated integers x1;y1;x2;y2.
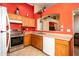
43;36;55;56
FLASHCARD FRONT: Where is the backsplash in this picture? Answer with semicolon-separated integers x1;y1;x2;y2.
22;27;36;31
10;23;22;30
26;27;36;31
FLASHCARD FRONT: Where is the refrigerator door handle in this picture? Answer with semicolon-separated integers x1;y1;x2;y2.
0;31;7;33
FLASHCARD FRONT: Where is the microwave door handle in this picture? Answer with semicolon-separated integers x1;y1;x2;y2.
6;14;11;51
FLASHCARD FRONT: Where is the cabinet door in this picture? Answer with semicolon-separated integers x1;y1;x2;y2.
31;36;37;47
29;19;35;27
9;14;22;21
22;17;35;27
55;43;69;56
31;35;43;50
55;39;69;56
36;36;43;50
9;14;17;20
24;34;31;46
27;18;35;27
22;17;29;27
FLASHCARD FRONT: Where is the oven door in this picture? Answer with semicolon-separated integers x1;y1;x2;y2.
11;36;23;47
11;37;18;46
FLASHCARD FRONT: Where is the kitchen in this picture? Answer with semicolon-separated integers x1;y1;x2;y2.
0;3;77;56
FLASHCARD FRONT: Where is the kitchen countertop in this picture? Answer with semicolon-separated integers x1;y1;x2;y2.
24;32;73;41
11;34;24;38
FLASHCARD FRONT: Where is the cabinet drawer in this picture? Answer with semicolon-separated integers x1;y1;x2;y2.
55;39;69;45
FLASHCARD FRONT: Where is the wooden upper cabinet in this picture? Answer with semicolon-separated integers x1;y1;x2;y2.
29;18;35;27
22;17;28;26
22;17;35;27
8;14;22;21
8;14;35;27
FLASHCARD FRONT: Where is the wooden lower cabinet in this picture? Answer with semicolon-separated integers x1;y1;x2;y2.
24;34;31;46
23;34;70;56
31;34;43;50
55;39;70;56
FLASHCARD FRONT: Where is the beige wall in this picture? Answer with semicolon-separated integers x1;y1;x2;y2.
42;20;49;31
74;14;79;33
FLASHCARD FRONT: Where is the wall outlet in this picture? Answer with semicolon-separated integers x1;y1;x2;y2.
61;25;63;28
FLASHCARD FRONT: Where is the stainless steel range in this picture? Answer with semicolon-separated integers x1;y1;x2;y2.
11;29;23;38
9;29;24;52
10;29;24;46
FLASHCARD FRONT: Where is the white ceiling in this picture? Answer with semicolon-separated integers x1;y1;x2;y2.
29;3;56;8
74;8;79;15
29;3;56;13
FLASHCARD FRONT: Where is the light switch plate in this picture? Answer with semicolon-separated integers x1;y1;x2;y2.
61;25;63;28
67;29;71;32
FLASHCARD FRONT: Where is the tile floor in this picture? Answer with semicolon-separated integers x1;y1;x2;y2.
8;46;47;56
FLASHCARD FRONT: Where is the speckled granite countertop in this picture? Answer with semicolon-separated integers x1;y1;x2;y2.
24;31;73;41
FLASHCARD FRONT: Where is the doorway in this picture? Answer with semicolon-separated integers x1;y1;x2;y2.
73;8;79;56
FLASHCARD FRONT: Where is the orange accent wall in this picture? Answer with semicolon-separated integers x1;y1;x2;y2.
0;3;34;18
1;3;79;34
10;23;22;30
42;3;79;34
0;3;36;31
34;13;40;19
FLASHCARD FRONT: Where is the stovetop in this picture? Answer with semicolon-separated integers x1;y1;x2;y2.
10;29;24;37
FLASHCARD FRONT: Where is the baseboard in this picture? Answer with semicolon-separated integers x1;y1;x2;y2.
31;45;49;56
24;44;31;47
